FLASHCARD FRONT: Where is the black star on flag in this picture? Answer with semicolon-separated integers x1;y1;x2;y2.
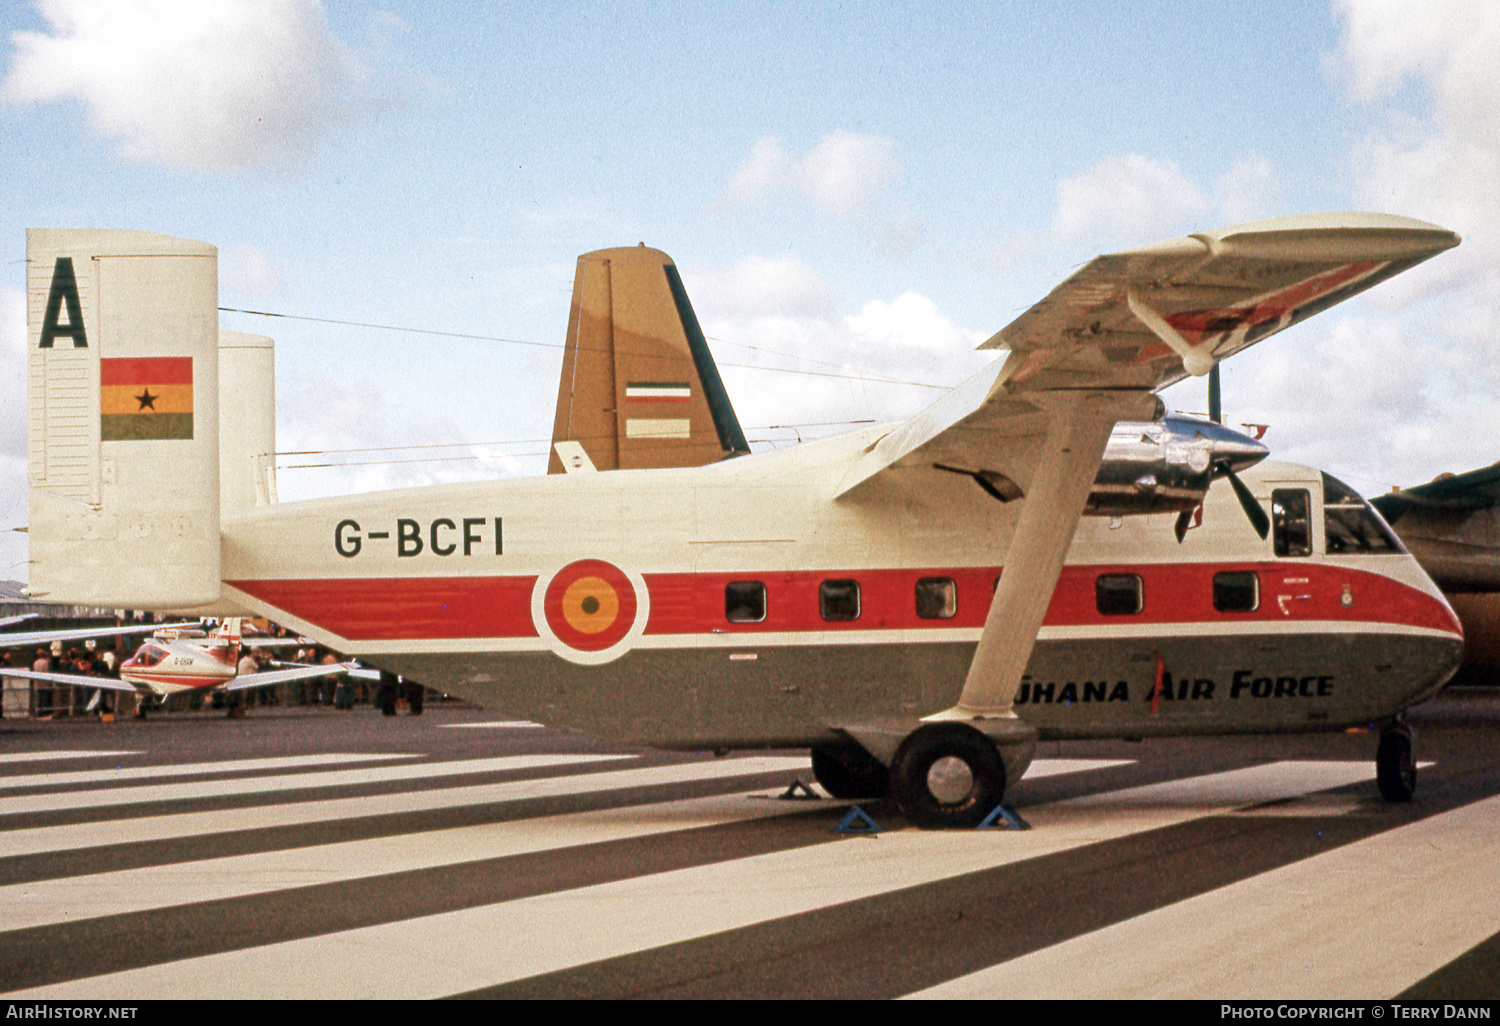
135;388;158;411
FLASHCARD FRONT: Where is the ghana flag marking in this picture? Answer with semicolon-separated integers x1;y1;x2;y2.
101;357;193;441
625;381;691;402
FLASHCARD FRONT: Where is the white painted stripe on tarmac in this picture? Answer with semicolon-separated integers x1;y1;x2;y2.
0;756;812;857
0;788;809;931
0;754;631;815
908;791;1500;1000
0;751;141;765
0;760;1131;931
14;760;1377;999
0;753;418;790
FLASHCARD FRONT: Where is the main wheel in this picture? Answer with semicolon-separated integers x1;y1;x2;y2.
811;744;890;799
1377;727;1416;802
890;724;1006;829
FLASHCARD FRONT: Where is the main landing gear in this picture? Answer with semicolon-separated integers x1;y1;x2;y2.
1376;721;1417;803
889;723;1008;829
811;743;889;800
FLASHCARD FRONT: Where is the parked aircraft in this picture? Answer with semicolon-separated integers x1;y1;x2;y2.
0;617;362;707
1373;464;1500;684
22;216;1461;825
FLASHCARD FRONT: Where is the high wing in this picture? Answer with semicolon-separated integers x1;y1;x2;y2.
0;621;206;650
222;662;365;691
0;668;137;692
0;614;38;629
839;212;1460;499
1372;463;1500;516
831;213;1459;756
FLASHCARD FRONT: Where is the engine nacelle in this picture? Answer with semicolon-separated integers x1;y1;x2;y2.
1085;414;1267;517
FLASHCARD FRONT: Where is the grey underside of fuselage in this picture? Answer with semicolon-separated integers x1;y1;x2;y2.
371;632;1462;750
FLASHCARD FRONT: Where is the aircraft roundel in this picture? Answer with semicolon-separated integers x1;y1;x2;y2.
533;559;647;663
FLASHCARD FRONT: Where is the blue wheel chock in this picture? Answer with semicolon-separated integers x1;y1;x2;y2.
833;805;882;835
977;803;1031;831
778;779;820;800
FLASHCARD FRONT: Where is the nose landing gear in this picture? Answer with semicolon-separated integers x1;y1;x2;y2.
1376;721;1416;802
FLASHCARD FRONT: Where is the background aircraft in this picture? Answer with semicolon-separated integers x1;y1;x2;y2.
0;617;364;712
1373;464;1500;685
21;216;1462;825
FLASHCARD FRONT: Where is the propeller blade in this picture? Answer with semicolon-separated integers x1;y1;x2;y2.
1208;364;1222;425
1223;466;1271;539
1174;508;1194;543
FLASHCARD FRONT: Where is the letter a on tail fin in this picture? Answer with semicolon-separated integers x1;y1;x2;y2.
26;229;222;610
548;245;749;473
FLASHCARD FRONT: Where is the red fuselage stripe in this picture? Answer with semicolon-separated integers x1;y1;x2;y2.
227;561;1460;643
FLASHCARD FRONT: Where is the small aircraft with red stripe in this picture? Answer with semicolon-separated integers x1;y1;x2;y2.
0;617;364;707
21;216;1463;825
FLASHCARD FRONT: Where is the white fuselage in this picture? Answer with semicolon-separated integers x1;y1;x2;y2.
216;430;1463;750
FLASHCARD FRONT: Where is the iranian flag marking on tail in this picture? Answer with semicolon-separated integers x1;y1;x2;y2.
100;357;193;440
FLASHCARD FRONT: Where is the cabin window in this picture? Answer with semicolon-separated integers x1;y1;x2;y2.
1272;489;1312;557
819;579;861;622
136;645;168;667
1322;472;1405;555
1095;574;1143;615
915;577;957;620
1213;571;1260;612
725;581;766;623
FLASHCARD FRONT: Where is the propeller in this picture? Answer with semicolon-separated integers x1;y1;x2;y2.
1174;365;1271;542
1173;456;1272;542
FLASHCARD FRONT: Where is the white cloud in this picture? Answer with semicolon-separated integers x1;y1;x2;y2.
221;243;284;296
1052;153;1210;245
718;131;900;217
275;369;527;500
720;137;796;210
686;255;990;443
799;131;900;217
1292;0;1500;487
2;0;366;172
686;254;839;320
1214;155;1285;226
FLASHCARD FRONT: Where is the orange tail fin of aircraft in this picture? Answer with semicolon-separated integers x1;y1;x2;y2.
548;245;749;474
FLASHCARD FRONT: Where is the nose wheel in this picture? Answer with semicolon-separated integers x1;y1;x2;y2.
1376;724;1416;802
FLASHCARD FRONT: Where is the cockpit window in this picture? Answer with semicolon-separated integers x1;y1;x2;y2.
1272;489;1312;558
1322;472;1405;555
135;645;168;667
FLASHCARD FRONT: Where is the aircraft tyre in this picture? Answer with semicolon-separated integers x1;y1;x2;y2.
890;723;1006;829
811;744;890;799
1377;726;1416;802
407;683;424;716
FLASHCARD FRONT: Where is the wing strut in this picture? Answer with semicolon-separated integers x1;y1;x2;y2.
939;390;1148;719
1126;287;1216;377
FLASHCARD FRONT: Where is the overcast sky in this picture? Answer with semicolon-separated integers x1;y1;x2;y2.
2;0;1497;582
